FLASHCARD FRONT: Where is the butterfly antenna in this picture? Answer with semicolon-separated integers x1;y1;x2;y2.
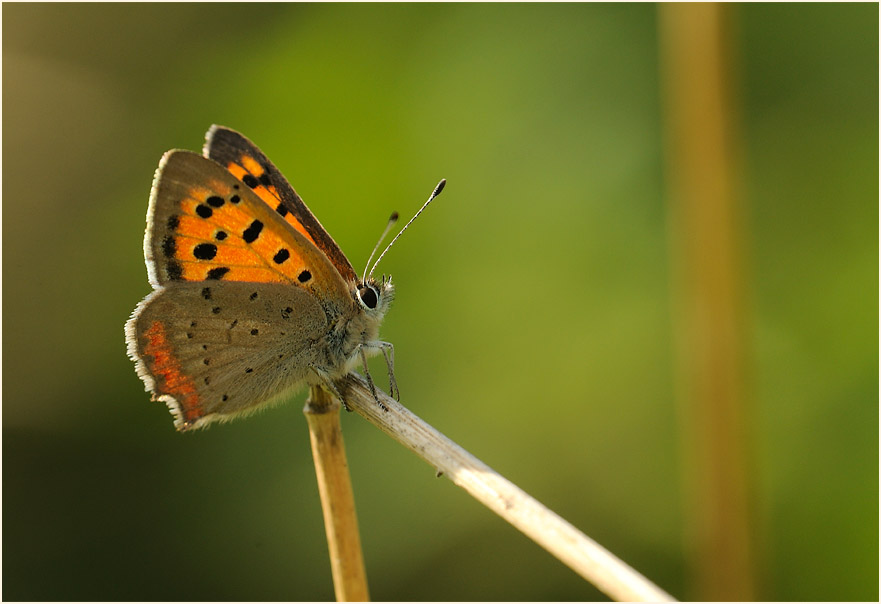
368;179;446;278
362;212;400;283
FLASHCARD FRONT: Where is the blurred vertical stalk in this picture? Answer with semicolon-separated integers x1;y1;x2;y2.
304;386;370;601
658;4;757;601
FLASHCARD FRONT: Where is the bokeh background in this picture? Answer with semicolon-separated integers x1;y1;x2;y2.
3;3;877;601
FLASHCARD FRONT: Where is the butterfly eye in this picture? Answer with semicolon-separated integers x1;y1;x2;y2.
358;285;378;310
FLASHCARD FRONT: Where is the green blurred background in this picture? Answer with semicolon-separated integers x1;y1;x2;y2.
3;3;877;601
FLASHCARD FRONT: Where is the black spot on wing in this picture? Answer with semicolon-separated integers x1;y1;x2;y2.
243;219;263;243
207;267;230;280
162;236;176;258
167;260;183;280
193;243;217;260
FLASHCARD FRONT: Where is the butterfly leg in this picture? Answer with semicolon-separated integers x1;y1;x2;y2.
359;348;389;411
361;341;398;400
379;342;399;401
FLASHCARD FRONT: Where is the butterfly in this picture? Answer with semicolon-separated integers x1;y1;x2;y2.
126;125;443;431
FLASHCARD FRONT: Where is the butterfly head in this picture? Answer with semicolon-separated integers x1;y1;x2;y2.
355;274;394;317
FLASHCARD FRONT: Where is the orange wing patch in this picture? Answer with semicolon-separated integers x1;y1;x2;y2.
142;320;203;425
203;126;358;283
224;158;319;246
162;174;315;285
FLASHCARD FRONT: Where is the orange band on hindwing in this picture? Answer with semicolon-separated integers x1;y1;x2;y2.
142;320;203;423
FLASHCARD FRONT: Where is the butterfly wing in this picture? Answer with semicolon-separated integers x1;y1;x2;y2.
144;149;350;293
128;149;356;430
129;282;326;430
204;125;358;283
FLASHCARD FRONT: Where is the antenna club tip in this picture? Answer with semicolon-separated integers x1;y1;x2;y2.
367;178;446;278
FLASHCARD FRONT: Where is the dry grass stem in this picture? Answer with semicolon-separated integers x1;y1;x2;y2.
659;4;755;599
336;373;676;602
304;386;370;602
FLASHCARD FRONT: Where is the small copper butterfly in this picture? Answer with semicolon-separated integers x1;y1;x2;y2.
126;126;444;430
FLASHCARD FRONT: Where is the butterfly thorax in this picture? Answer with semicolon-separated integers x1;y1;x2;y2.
312;277;394;379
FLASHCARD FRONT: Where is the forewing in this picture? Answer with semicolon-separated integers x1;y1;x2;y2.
204;125;358;282
145;150;351;308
